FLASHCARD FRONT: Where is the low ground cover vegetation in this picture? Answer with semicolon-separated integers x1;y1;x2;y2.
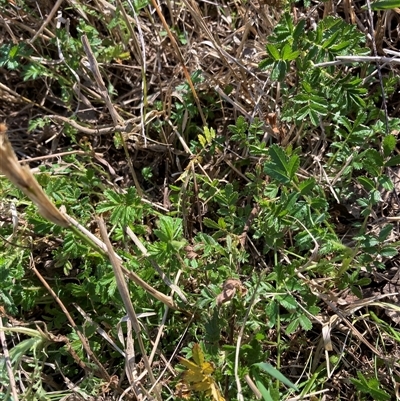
1;0;400;400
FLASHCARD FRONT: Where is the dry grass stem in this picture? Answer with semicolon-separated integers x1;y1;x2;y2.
97;216;162;401
29;0;63;43
29;257;111;382
0;317;19;401
0;124;70;228
126;226;187;303
81;34;123;126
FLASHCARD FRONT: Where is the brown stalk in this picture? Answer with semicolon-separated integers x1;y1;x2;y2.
148;0;206;126
125;226;188;303
0;317;19;401
120;264;178;310
97;216;162;401
29;0;64;43
0;124;70;228
81;34;123;126
30;257;111;382
81;34;143;195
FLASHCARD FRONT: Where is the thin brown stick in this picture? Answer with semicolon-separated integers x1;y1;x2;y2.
0;124;70;228
97;216;162;401
29;0;64;43
29;258;111;381
0;82;55;114
81;34;123;126
125;226;187;303
0;317;19;401
148;0;206;126
16;150;94;164
120;264;178;310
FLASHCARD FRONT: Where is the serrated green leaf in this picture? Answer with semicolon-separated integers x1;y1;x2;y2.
268;145;288;171
281;44;300;61
287;50;300;61
308;305;321;315
157;216;183;241
259;58;274;71
310;94;329;106
356;277;371;286
218;217;227;229
298;314;312;331
293;20;306;41
286;319;300;334
299;178;315;195
309;109;319;126
330;40;352;52
352;125;372;138
321;30;340;49
380;247;398;257
286;154;300;180
294;105;310;121
203;217;221;229
350;94;366;108
9;45;19;59
278;294;297;311
271;60;288;82
384;154;400;167
264;145;299;184
311;102;328;114
383;134;396;157
350;111;366;126
283;12;294;34
198;134;206;147
315;24;323;44
293;94;310;103
379;175;394;191
266;44;280;61
378;224;393;241
264;166;289;184
104;189;122;204
337;115;352;131
281;43;292;60
358;176;375;191
363;149;384;168
371;189;382;204
203;126;216;144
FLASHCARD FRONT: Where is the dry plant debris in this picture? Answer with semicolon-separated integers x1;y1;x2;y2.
0;123;70;227
216;278;247;306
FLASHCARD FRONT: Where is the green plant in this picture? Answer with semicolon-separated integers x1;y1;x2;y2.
2;1;400;400
350;372;391;401
260;13;370;124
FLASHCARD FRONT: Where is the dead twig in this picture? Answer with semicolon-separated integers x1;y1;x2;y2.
0;124;70;227
30;256;112;382
97;216;162;401
0;317;19;401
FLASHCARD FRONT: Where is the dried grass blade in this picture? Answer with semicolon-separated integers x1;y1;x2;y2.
81;34;123;126
30;259;111;381
0;317;19;401
0;124;70;228
97;216;162;401
125;226;188;303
